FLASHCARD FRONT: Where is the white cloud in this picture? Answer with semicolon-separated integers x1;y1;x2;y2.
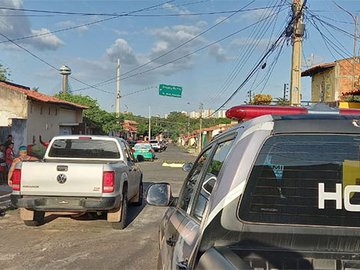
30;28;65;50
106;38;138;65
239;8;276;22
0;0;64;51
56;20;89;33
208;44;231;63
230;37;275;50
162;3;191;15
215;16;230;24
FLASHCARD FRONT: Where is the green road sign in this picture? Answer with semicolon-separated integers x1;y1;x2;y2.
159;84;182;98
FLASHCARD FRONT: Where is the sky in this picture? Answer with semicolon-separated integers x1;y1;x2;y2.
0;0;359;117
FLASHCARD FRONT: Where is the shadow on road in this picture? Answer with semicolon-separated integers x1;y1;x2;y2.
36;181;157;227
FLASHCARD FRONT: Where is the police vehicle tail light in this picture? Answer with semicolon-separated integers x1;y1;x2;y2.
12;169;21;191
226;105;360;121
102;171;115;193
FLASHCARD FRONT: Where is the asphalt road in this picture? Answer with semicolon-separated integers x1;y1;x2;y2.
0;143;196;270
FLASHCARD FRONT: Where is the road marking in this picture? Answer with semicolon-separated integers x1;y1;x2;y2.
162;162;184;168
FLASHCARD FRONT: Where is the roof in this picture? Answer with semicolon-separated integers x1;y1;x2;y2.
0;81;88;109
301;62;336;77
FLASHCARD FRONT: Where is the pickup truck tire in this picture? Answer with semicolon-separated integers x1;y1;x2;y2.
23;210;45;227
132;181;143;206
111;191;128;230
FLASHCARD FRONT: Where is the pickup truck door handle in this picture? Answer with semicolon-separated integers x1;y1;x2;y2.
166;236;176;247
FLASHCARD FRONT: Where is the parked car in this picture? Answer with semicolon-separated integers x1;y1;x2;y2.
150;140;162;152
10;135;143;230
146;105;360;270
159;141;167;151
133;143;155;161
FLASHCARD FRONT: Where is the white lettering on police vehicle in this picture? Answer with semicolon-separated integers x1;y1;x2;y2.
318;183;360;211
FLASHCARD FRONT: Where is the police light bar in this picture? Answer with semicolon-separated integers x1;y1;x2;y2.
225;105;360;121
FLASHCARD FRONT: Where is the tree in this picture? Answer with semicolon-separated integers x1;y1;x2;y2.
0;64;10;81
56;93;124;134
252;94;272;105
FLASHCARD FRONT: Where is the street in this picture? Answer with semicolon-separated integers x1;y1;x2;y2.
0;144;196;270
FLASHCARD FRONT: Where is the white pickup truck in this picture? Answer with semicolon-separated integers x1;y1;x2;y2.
10;135;143;230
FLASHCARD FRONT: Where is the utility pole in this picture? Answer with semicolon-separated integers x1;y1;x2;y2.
283;83;289;100
335;3;358;91
148;106;151;141
198;103;203;152
290;0;305;106
116;59;120;117
247;90;252;104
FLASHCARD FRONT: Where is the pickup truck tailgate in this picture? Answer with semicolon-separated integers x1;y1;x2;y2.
20;162;105;197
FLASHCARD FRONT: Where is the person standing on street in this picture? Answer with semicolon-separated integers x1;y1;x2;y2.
3;134;13;149
0;144;6;184
8;145;38;187
5;142;14;172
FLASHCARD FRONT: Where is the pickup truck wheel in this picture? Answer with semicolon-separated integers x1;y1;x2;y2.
132;181;143;206
23;211;45;227
111;192;128;230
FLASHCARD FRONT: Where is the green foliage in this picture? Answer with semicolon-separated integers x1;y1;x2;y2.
0;64;10;81
343;94;360;102
56;93;124;134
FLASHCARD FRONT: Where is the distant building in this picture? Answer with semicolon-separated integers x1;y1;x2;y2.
187;109;227;119
0;81;86;150
301;57;360;103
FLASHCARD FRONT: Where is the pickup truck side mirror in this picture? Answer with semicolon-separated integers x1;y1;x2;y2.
146;183;173;206
182;162;193;172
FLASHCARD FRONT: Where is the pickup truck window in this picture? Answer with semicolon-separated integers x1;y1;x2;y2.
48;139;120;159
178;147;212;212
239;134;360;227
192;138;234;221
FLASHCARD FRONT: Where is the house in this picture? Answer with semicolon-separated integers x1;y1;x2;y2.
179;122;238;153
120;120;138;140
301;57;360;104
0;81;87;150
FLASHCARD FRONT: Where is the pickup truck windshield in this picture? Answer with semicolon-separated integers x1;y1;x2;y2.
239;134;360;227
48;139;120;159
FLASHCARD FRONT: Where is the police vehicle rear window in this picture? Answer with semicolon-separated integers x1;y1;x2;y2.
239;134;360;227
48;139;120;159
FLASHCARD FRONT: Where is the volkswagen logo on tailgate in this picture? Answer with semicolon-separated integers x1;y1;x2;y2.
57;174;67;184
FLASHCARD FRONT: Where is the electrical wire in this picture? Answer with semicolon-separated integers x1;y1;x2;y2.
208;0;287;103
210;0;302;114
205;0;288;107
0;4;289;17
0;0;175;44
71;1;258;93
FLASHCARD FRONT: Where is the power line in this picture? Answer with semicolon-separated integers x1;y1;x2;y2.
205;0;288;107
0;0;175;44
71;1;258;92
211;8;296;114
0;4;289;17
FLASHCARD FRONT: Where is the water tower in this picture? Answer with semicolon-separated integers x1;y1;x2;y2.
59;65;71;94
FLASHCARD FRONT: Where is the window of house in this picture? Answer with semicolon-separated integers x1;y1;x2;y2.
40;106;43;115
48;107;51;115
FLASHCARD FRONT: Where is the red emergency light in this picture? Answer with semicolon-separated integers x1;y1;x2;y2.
226;105;360;121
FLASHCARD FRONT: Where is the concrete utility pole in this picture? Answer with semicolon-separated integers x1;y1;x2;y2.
148;106;151;141
290;0;305;106
335;3;358;90
198;103;203;152
116;59;121;117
